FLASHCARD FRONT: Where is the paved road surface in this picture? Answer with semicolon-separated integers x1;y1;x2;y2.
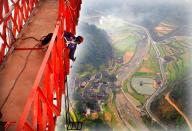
115;34;149;130
121;22;168;130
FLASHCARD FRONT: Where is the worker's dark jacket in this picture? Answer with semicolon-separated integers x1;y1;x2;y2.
67;43;77;61
64;31;77;61
64;31;74;41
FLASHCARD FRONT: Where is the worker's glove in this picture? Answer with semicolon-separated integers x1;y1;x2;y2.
72;57;76;62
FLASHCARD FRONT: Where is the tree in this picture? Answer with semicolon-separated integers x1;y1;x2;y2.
76;23;113;72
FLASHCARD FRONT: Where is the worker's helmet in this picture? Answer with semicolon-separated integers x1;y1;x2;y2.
75;36;84;44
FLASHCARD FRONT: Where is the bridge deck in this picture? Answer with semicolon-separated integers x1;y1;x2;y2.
0;0;58;128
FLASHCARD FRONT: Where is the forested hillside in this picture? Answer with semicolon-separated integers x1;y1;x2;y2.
76;23;113;72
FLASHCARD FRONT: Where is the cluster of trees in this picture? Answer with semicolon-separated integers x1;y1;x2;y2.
76;23;113;72
151;96;188;130
151;73;191;130
170;75;192;119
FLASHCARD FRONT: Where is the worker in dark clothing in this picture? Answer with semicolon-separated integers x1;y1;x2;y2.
64;31;75;41
39;31;83;61
64;31;84;61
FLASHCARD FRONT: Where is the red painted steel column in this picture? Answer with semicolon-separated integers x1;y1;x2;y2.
12;0;82;130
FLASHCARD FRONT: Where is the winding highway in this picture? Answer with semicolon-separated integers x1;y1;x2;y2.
116;21;169;130
115;32;149;130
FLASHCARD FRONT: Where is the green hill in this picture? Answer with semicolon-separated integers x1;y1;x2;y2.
76;23;113;72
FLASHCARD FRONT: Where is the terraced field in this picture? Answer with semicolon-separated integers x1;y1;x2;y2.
96;16;141;58
157;37;192;82
133;45;161;77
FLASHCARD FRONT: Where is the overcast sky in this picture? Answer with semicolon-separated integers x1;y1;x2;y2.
79;0;192;25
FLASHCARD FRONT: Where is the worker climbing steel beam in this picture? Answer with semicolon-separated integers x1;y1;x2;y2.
16;0;83;130
0;0;83;130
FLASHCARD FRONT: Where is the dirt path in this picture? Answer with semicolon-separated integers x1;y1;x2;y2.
165;93;192;131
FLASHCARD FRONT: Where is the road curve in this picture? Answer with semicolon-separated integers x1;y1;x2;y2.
115;33;149;130
165;92;192;131
120;21;168;130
